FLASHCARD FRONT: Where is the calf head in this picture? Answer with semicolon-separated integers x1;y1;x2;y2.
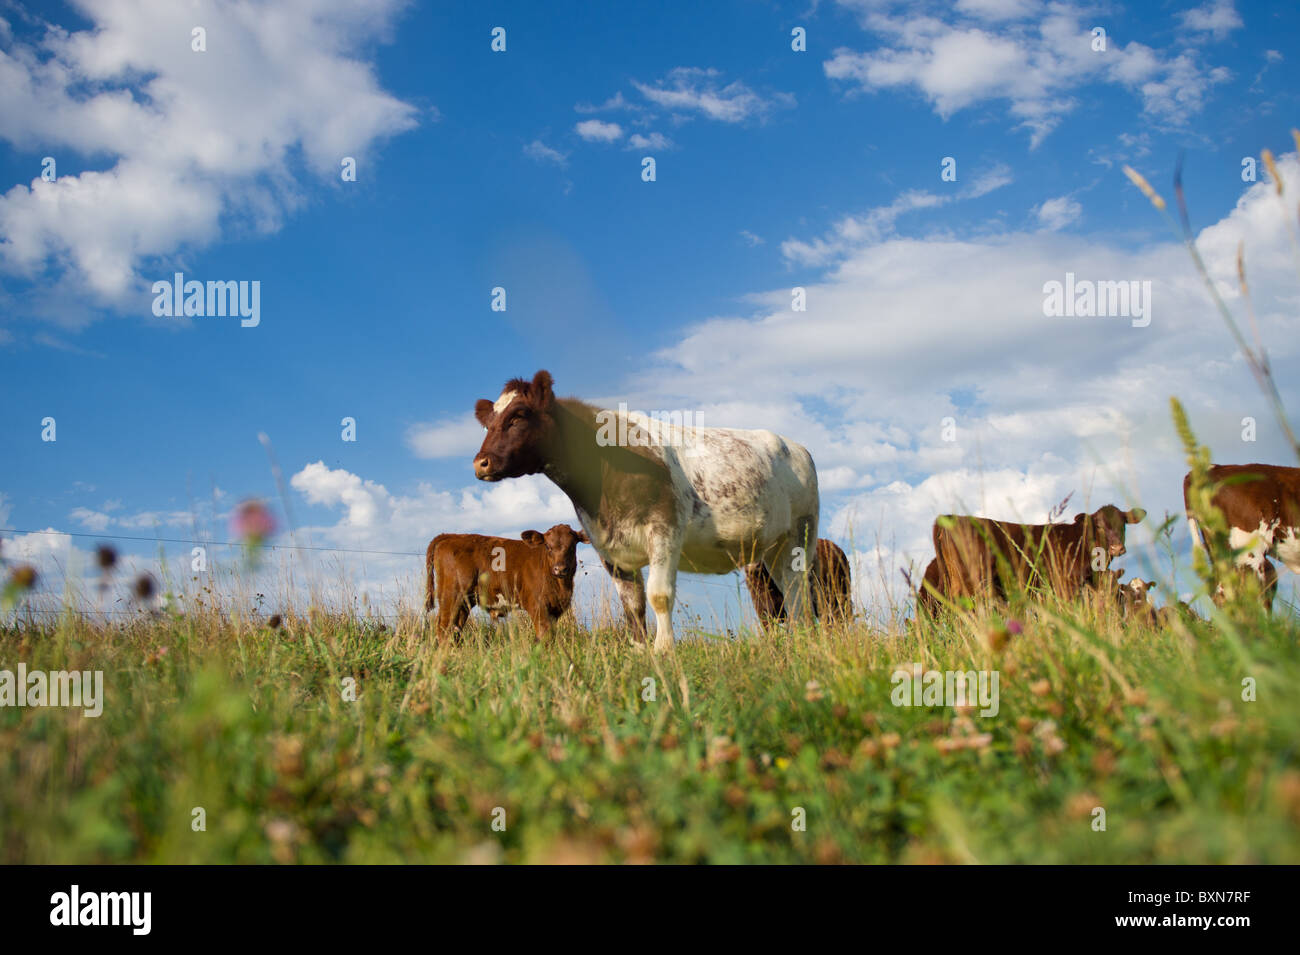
473;370;558;481
521;524;589;578
1078;505;1146;562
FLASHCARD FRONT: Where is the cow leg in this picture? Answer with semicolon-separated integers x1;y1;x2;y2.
434;570;461;642
603;559;648;640
646;533;682;653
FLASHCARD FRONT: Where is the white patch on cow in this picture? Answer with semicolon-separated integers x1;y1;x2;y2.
493;390;519;414
1274;526;1300;573
1228;519;1276;570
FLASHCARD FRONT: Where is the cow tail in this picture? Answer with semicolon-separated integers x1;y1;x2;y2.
1187;515;1208;562
425;538;439;614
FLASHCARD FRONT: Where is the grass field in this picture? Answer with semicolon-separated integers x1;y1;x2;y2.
3;590;1297;864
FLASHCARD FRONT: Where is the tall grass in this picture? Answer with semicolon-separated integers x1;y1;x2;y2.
2;589;1296;863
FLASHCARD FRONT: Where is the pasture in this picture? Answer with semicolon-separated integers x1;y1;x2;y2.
3;590;1297;864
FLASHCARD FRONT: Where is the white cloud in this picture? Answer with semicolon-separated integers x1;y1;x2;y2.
69;507;112;532
0;0;418;309
1179;1;1244;40
1035;195;1082;230
826;2;1232;145
574;119;623;143
523;139;568;166
574;92;636;114
405;415;485;459
632;67;795;123
739;230;765;247
781;190;950;267
625;132;674;151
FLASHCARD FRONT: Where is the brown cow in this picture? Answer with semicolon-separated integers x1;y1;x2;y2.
425;524;588;640
1184;464;1298;613
745;538;852;625
932;505;1145;605
1117;575;1159;626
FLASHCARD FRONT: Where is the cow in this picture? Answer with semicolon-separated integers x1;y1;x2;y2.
931;505;1146;605
472;370;820;652
425;524;588;641
744;538;852;625
1184;464;1298;613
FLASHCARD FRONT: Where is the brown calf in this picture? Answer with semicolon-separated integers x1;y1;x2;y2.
932;505;1145;605
914;558;944;619
745;538;852;625
425;525;588;640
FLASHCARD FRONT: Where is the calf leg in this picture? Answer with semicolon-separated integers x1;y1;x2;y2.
771;515;818;625
603;559;648;640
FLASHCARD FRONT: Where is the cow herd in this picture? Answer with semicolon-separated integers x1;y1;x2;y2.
422;370;1300;647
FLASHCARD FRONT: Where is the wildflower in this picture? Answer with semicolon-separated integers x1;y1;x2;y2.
268;613;282;630
10;565;37;590
1065;792;1101;820
804;679;824;702
132;573;156;602
707;735;741;766
95;544;118;571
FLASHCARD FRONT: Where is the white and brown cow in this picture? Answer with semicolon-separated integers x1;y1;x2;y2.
1184;463;1298;612
472;371;820;652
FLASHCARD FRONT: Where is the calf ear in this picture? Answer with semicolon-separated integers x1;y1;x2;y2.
575;528;590;544
475;399;495;427
1125;508;1146;524
520;530;543;545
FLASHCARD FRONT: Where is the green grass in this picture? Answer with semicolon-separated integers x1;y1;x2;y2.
2;597;1298;864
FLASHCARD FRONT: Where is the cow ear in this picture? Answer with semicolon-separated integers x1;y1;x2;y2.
575;528;589;544
1074;513;1087;524
475;399;495;427
521;530;543;545
1126;507;1146;524
531;370;554;406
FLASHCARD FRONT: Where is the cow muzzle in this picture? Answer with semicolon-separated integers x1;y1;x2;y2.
474;455;500;481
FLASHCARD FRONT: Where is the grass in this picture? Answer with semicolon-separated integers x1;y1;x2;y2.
3;593;1298;864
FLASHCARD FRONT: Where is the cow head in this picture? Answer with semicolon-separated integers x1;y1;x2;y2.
1077;505;1145;559
521;524;589;578
473;370;557;481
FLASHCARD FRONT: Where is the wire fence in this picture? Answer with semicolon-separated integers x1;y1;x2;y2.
0;524;755;625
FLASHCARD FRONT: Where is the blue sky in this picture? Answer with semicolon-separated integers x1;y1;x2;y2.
2;0;1299;623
